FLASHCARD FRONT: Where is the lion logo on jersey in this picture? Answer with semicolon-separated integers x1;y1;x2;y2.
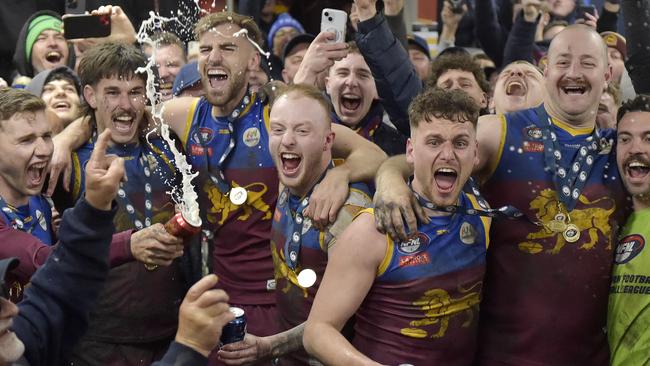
518;188;616;255
204;181;272;226
400;281;482;339
270;241;308;298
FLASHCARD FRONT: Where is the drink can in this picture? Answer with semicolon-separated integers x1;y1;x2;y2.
220;307;246;345
164;212;201;239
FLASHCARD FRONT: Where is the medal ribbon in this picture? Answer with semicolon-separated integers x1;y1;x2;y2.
0;197;38;233
409;177;526;220
114;150;154;231
534;106;601;211
284;164;334;270
207;91;254;194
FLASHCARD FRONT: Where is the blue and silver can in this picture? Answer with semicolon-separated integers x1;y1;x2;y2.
220;307;246;345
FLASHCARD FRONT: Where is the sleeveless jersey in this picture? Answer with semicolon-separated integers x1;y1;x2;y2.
478;106;628;365
184;94;278;305
353;192;489;366
608;207;650;366
69;135;185;342
271;182;371;365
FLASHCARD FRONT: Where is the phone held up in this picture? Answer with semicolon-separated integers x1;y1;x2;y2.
320;8;347;43
63;14;111;39
577;5;597;20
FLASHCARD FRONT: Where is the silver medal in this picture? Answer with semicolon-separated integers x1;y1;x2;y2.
229;187;248;205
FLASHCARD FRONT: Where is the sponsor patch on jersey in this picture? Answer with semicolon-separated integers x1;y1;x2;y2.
397;232;430;254
524;126;543;140
460;221;477;245
615;234;645;264
399;252;431;268
243;127;261;147
191;127;214;145
523;140;544;153
190;145;213;156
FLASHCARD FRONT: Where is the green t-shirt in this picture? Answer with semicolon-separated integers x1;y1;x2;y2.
608;207;650;366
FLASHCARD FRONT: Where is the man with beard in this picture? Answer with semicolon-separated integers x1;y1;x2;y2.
490;61;545;114
372;25;628;365
296;37;406;156
608;94;650;365
26;66;82;134
217;84;372;365
157;12;385;364
57;42;186;366
303;88;490;365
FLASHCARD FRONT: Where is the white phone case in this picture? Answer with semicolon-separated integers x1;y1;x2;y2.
320;8;347;43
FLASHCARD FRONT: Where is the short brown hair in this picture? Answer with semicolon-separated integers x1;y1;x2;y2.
0;88;46;123
194;12;262;47
271;83;333;122
78;42;147;87
617;94;650;123
427;53;490;94
408;87;480;131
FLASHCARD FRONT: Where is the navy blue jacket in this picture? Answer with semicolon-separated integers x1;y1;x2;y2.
355;12;423;137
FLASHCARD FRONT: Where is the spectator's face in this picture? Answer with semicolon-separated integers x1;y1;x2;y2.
0;297;24;364
83;76;146;145
198;23;259;109
31;30;69;74
408;48;431;80
326;52;378;128
596;91;618;130
0;110;53;206
407;117;478;207
616;111;650;197
156;44;186;101
41;78;81;127
436;69;487;109
282;44;309;84
269;93;334;195
607;47;624;84
273;27;300;57
543;25;566;41
545;28;610;120
493;63;544;113
247;65;268;93
549;0;576;18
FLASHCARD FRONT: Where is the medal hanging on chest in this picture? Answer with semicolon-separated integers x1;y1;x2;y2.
535;106;602;242
282;190;317;288
206;91;253;206
115;152;155;231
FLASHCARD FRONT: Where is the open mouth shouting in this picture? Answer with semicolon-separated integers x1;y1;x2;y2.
505;77;527;98
159;81;173;100
26;161;49;189
45;51;63;64
434;167;458;194
624;157;650;185
280;152;302;178
51;100;71;112
340;92;362;114
112;112;137;135
207;68;229;90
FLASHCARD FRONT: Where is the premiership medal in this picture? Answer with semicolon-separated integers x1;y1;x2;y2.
547;219;567;233
563;224;581;243
229;187;248;205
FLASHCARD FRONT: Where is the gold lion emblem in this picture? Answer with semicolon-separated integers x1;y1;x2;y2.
204;180;272;225
518;188;616;255
401;281;481;339
270;241;308;298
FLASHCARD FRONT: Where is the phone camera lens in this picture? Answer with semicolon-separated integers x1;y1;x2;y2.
328;17;333;21
324;12;329;16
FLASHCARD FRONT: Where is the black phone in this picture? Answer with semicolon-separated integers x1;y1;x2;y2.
63;14;111;39
577;5;597;20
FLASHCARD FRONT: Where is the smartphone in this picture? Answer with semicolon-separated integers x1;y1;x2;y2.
577;5;597;20
321;8;347;43
63;14;111;39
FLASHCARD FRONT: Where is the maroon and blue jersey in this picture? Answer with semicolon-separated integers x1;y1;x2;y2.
478;106;628;366
353;192;489;366
68;135;185;342
183;94;278;305
271;182;371;365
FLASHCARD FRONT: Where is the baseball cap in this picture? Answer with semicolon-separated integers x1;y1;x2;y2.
601;31;627;60
172;61;201;97
407;34;431;60
0;257;19;299
282;33;315;65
